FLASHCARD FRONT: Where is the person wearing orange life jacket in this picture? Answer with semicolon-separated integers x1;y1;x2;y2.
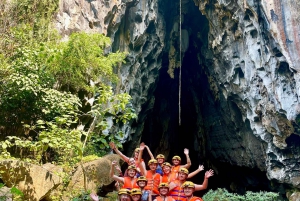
155;154;165;176
138;143;162;200
162;162;204;184
153;183;175;201
118;189;132;201
181;182;203;201
110;161;139;190
109;141;146;175
141;144;165;176
131;188;143;201
170;149;191;181
136;176;151;201
169;167;214;201
169;167;190;201
161;162;173;183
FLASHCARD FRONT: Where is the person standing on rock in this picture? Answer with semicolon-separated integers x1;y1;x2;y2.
110;141;146;175
110;161;139;190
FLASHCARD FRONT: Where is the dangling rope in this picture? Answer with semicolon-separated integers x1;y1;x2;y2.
179;0;182;125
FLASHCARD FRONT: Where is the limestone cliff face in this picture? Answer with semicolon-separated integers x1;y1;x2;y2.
56;0;300;196
193;0;300;190
56;0;165;140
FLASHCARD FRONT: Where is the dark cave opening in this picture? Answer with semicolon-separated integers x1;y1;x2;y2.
123;0;287;199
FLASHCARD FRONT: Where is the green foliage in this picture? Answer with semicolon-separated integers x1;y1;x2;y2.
71;190;92;201
10;186;24;200
203;188;279;201
0;185;24;201
0;64;80;136
0;0;60;57
0;1;136;199
80;155;100;163
48;32;127;91
0;28;135;161
83;84;137;156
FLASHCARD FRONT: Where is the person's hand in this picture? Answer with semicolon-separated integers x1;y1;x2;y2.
115;181;120;187
198;165;204;171
112;160;117;166
184;148;189;155
115;165;122;173
140;142;145;150
90;193;99;201
109;141;116;149
205;169;214;179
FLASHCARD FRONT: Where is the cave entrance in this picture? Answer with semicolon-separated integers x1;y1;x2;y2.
123;0;287;199
139;0;212;193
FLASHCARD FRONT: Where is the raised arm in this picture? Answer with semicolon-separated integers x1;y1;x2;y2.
115;164;123;176
138;143;147;176
145;145;155;159
195;169;214;191
110;161;125;183
109;141;129;163
187;165;204;179
181;148;191;169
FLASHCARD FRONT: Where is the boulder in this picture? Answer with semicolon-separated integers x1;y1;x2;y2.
287;190;300;201
0;160;62;201
64;154;121;199
0;186;12;201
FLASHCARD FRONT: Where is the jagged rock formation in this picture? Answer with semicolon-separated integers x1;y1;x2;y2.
56;0;300;199
193;0;300;192
56;0;164;139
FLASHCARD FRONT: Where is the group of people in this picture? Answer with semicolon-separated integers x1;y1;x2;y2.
90;142;214;201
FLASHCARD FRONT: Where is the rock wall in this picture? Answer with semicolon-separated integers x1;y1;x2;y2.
56;0;164;146
192;0;300;190
56;0;300;197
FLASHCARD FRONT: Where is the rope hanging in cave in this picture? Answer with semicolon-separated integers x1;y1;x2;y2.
179;0;182;125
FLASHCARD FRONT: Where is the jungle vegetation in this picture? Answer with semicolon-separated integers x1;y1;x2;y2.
0;0;136;168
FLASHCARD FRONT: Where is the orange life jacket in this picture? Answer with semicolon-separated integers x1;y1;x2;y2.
188;197;203;201
162;174;174;183
156;196;174;201
145;170;161;195
133;158;144;167
122;177;139;189
170;166;180;181
169;180;186;201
